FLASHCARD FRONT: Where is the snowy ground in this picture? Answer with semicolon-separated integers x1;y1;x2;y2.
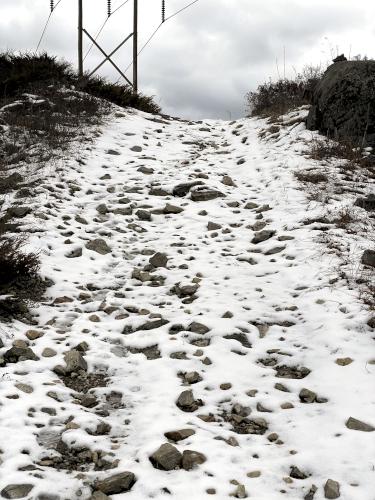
0;106;374;500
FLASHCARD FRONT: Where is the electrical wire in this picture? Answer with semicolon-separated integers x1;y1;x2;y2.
36;0;64;51
119;0;200;80
83;0;131;62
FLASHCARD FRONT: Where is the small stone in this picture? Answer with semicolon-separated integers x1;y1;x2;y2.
231;484;247;498
247;471;261;478
26;330;44;340
299;388;317;403
290;466;308;480
89;314;101;322
42;348;57;358
172;180;203;197
324;479;340;499
251;230;276;244
267;432;279;442
66;247;82;258
91;492;110;500
280;402;294;409
149;252;168;268
85;239;111;255
164;429;195;442
176;389;202;412
206;489;216;495
1;484;34;499
4;346;38;363
95;472;136;495
220;383;232;390
361;249;375;268
335;357;353;366
345;417;375;432
275;382;290;392
80;394;98;408
149;443;182;470
15;383;33;394
136;209;151;221
182;450;207;470
221;175;236;187
63;349;87;373
207;221;222;231
130;145;142;152
304;485;318;500
96;204;108;214
163;203;184;214
191;187;224;202
184;371;202;384
188;322;210;335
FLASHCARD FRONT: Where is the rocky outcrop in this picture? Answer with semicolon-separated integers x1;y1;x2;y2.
307;60;375;145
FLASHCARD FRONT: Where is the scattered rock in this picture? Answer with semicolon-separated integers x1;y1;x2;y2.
182;450;207;470
275;365;311;379
136;209;151;221
191;186;224;202
335;357;353;366
4;346;38;363
42;348;57;358
361;249;375;268
324;479;340;499
63;350;87;373
85;239;111;255
299;388;317;404
172;180;204;197
221;175;236;187
149;252;168;268
95;472;136;495
290;466;308;480
251;230;276;244
188;321;210;335
164;429;195;442
345;417;374;432
176;389;203;412
304;485;318;500
0;484;34;499
149;443;182;470
163;203;184;214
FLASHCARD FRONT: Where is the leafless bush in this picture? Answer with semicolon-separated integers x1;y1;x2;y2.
0;236;40;288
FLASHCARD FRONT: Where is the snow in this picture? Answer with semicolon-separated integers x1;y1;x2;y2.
0;106;374;500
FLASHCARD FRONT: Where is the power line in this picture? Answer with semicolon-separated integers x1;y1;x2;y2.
83;0;131;62
36;0;64;52
120;0;200;78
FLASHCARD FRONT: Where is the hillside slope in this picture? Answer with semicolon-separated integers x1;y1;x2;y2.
0;106;374;500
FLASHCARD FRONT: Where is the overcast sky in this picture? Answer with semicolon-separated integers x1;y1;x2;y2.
1;0;375;119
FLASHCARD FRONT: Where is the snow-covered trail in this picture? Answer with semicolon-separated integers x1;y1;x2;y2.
0;108;374;500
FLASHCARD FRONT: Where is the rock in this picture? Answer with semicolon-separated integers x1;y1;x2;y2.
275;365;311;379
324;479;340;499
172;180;204;197
85;239;111;255
80;394;98;408
345;416;375;432
182;450;207;470
107;149;121;155
176;389;202;412
354;194;375;211
188;322;210;335
307;60;375;145
207;221;222;231
0;172;23;193
134;318;169;332
264;246;285;255
137;166;154;175
335;357;353;366
251;230;276;244
15;383;33;394
231;484;247;498
130;146;142;152
149;252;168;268
247;471;261;478
96;204;108;214
42;348;57;358
224;333;251;348
7;206;31;218
221;175;236;187
63;349;87;373
25;330;44;340
164;429;196;442
3;346;38;363
290;466;308;480
190;186;224;202
299;388;317;403
95;471;136;495
244;202;259;209
136;209;151;221
0;484;34;499
304;485;318;500
231;417;268;435
174;283;199;298
163;203;184;214
90;492;110;500
149;443;182;470
361;249;375;268
66;247;82;258
367;316;375;329
184;371;202;384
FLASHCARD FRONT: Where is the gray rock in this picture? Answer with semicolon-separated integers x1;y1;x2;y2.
251;230;276;244
182;450;207;470
221;175;236;187
345;416;375;432
223;332;252;348
134;318;169;332
299;388;317;403
66;247;82;258
149;252;168;268
361;249;375;268
149;443;182;470
6;206;31;218
290;466;308;479
164;429;195;442
176;389;202;412
95;471;136;495
190;187;224;202
244;202;259;210
0;484;34;499
136;209;151;221
324;479;340;499
90;492;110;500
3;346;38;363
175;283;199;298
85;239;111;255
188;322;210;335
63;349;87;373
107;149;121;155
184;371;202;384
232;484;247;498
307;60;375;145
130;146;142;152
96;204;108;214
163;203;184;214
207;221;222;231
354;194;375;212
172;180;204;197
275;365;311;379
304;485;318;500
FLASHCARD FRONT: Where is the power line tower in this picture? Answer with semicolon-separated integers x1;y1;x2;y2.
77;0;138;93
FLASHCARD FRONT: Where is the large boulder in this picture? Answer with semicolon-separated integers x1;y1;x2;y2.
307;60;375;145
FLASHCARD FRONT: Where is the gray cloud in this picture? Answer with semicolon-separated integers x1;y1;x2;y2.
0;0;374;119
